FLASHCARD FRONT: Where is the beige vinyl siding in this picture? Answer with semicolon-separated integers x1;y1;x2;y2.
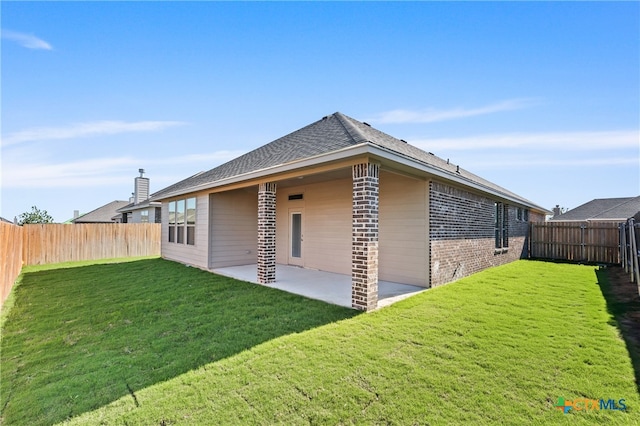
161;192;209;269
209;189;258;268
379;171;429;287
276;177;352;274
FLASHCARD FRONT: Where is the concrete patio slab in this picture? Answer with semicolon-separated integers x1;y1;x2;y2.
213;264;426;309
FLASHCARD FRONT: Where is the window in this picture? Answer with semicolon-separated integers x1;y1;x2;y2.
186;198;196;245
523;209;529;222
168;201;176;243
168;197;196;245
176;199;185;243
141;210;149;223
517;207;523;222
495;202;509;249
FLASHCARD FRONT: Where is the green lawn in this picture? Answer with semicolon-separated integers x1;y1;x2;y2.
1;259;638;425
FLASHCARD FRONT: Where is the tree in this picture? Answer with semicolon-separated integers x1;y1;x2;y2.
17;206;55;225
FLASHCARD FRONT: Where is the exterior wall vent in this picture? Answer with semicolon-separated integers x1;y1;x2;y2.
288;194;304;201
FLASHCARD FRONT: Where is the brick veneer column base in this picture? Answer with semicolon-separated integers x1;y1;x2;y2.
352;162;379;311
258;182;276;284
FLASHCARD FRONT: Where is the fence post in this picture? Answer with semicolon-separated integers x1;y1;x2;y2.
629;218;639;285
621;223;626;271
631;218;640;291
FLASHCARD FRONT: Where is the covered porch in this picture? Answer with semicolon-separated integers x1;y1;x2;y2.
207;161;429;311
213;264;426;309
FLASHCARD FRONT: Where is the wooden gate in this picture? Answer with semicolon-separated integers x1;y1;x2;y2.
529;221;621;264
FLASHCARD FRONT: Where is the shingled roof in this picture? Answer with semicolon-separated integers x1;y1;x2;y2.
151;112;546;211
72;200;129;223
550;196;640;221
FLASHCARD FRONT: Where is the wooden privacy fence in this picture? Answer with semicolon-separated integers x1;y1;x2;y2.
529;221;621;264
1;223;160;308
1;222;24;308
620;217;640;290
22;223;161;265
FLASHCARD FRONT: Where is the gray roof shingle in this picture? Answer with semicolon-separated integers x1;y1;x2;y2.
151;112;546;211
72;200;129;223
550;196;640;221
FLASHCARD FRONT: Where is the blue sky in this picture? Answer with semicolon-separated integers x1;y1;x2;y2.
1;2;638;222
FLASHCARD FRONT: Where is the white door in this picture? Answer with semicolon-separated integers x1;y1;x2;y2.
288;209;304;266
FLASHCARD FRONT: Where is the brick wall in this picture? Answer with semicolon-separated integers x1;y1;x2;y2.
429;180;533;287
257;182;277;284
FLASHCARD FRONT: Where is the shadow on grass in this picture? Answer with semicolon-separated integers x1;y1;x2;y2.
0;258;359;425
595;266;640;394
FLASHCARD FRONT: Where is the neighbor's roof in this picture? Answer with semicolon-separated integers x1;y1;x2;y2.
549;196;640;221
151;112;548;212
116;199;162;213
72;200;129;223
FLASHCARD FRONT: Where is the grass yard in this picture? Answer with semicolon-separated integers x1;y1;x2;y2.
1;259;638;425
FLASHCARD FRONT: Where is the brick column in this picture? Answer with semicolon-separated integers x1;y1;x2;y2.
258;182;277;284
352;162;379;311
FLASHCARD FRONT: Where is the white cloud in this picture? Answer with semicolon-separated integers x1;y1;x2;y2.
1;120;188;147
1;150;242;189
153;151;245;166
369;98;540;124
463;156;640;170
1;29;53;50
2;157;137;188
412;130;640;151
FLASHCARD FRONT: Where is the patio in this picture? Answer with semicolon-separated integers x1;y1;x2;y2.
213;264;427;309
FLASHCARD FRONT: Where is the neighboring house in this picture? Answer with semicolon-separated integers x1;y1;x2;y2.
71;200;130;224
117;169;162;223
150;112;549;311
549;196;640;222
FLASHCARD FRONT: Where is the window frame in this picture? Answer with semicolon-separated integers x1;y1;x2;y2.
167;197;196;245
495;202;509;250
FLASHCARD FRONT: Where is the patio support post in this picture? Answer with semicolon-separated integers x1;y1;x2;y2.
352;162;379;311
258;182;277;284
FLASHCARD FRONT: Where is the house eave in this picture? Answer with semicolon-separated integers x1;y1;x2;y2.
152;142;550;214
116;201;162;213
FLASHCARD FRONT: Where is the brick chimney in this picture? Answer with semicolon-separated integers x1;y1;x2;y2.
134;169;149;204
552;205;561;217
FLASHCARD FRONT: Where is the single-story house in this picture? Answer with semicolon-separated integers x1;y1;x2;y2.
151;112;549;311
549;196;640;222
71;200;130;224
117;170;162;223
